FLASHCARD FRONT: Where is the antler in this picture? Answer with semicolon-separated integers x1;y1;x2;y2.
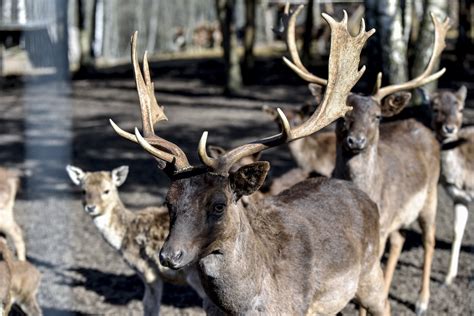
199;9;374;174
109;32;191;173
372;13;450;101
280;4;327;86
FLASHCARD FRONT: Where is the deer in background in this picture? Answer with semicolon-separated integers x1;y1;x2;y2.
0;239;41;316
429;86;473;285
66;165;206;316
109;11;390;315
0;167;26;261
282;8;449;316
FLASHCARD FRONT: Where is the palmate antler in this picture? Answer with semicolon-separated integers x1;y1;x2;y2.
372;13;450;101
198;7;375;174
109;32;192;173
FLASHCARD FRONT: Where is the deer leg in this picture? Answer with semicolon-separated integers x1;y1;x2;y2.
4;222;26;261
383;231;405;297
357;262;390;316
142;278;163;316
19;294;42;316
445;203;468;285
416;209;436;316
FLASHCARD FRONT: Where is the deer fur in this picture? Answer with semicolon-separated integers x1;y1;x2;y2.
429;86;473;285
333;92;440;315
0;239;41;316
66;165;206;316
0;167;26;261
162;173;389;315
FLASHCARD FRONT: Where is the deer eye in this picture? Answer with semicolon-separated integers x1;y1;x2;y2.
82;190;86;195
213;203;226;214
103;189;110;195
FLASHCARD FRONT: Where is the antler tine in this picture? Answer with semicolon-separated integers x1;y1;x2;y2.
373;12;450;101
199;11;374;174
281;4;327;85
110;32;191;173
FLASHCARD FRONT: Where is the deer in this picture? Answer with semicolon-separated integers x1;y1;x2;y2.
0;167;26;261
281;7;450;315
66;165;207;315
428;85;473;285
109;10;390;315
262;102;337;196
0;239;41;316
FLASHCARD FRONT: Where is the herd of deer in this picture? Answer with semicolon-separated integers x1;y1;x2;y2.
0;3;472;316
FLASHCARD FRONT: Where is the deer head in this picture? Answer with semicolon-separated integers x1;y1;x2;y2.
282;6;450;154
110;14;373;269
66;165;129;217
429;86;467;141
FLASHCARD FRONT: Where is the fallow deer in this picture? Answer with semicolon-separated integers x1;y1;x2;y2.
429;86;473;285
0;239;41;316
0;167;26;261
282;7;449;315
66;165;206;315
263;102;337;180
109;12;390;315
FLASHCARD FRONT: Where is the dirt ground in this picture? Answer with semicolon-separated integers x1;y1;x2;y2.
0;56;473;315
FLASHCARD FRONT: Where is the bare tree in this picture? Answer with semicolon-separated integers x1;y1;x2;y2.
216;0;242;94
242;0;256;83
302;0;314;63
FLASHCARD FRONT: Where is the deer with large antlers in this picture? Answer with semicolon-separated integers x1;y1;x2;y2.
282;6;449;315
109;10;390;314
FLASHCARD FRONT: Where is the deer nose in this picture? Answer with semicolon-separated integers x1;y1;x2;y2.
442;124;456;135
346;135;366;150
160;248;184;269
85;205;96;213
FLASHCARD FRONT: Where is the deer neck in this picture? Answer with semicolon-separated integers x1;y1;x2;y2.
335;138;381;199
93;198;131;251
198;201;281;313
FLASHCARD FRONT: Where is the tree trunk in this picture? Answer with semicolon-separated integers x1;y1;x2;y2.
78;0;96;72
216;0;242;95
377;0;409;85
364;0;382;91
302;0;314;64
456;0;471;73
242;0;256;83
411;0;448;93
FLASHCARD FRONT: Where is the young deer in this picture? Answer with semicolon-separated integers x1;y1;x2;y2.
0;239;41;316
109;11;389;315
66;165;206;315
0;167;26;261
282;10;449;314
429;86;473;285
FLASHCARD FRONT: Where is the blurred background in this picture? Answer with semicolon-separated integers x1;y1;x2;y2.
0;0;473;315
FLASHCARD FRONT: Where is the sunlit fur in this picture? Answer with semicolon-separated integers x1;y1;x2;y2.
0;168;26;261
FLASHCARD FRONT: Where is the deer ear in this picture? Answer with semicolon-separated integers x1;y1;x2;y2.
308;83;323;104
208;145;227;159
381;92;412;117
230;162;270;199
112;166;129;187
66;165;85;186
456;85;467;103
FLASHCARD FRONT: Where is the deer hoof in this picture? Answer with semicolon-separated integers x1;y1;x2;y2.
415;300;428;316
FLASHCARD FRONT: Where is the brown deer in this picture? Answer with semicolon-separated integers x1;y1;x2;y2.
109;11;390;315
429;86;473;285
0;239;41;315
282;8;449;315
0;167;26;261
66;165;206;315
